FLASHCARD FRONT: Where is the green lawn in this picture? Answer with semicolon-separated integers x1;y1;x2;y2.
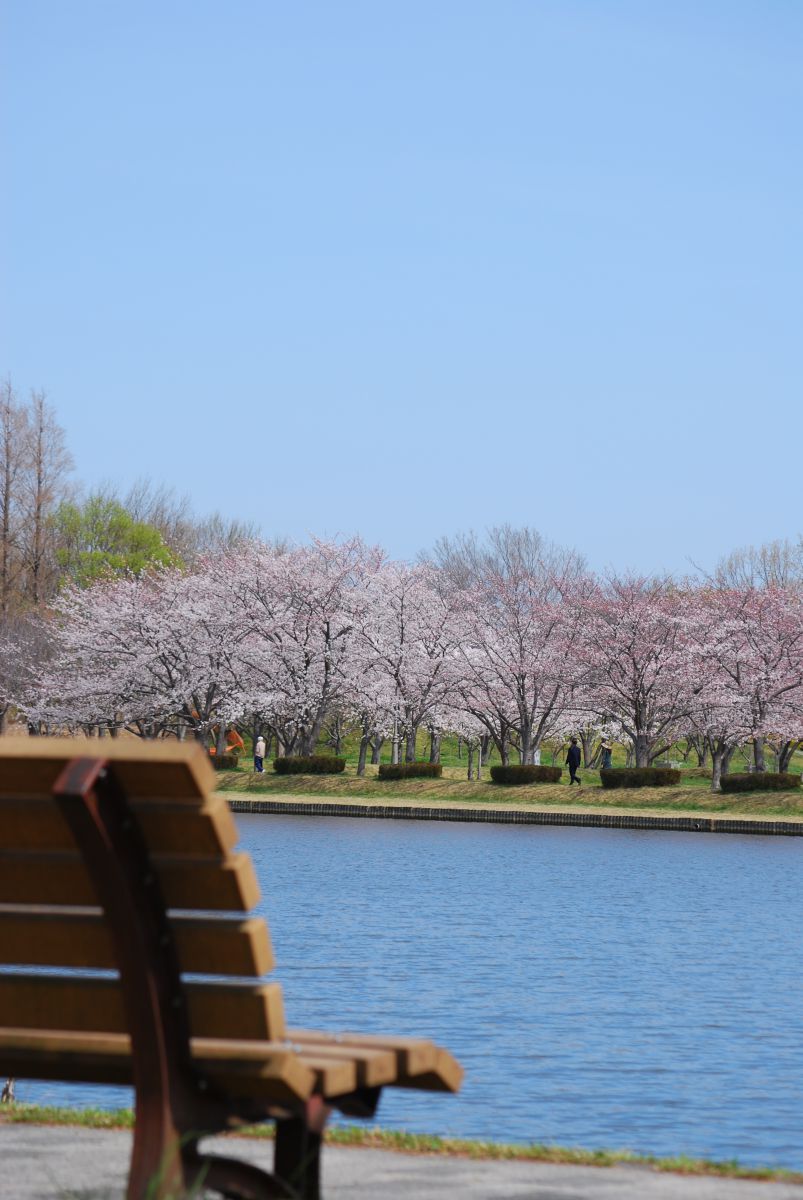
215;762;803;819
218;731;803;818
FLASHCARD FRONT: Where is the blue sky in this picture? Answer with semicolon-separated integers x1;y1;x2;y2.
2;1;801;574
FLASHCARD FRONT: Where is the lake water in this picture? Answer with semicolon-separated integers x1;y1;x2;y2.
14;815;803;1169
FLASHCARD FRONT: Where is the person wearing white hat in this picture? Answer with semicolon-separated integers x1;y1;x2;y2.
254;734;266;774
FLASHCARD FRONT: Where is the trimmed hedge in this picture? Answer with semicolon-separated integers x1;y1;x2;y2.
273;755;347;775
719;772;800;793
211;753;240;770
378;762;443;780
600;767;681;788
490;765;562;785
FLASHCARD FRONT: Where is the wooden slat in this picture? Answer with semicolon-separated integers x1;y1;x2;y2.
391;1047;464;1093
294;1053;356;1097
173;914;273;976
288;1028;438;1076
287;1029;462;1092
0;738;215;801
0;1029;314;1105
0;851;260;911
0;976;286;1040
0;795;238;856
200;1042;314;1104
0;910;274;976
288;1043;396;1087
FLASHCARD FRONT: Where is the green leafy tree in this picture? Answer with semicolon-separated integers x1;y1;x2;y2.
53;495;177;588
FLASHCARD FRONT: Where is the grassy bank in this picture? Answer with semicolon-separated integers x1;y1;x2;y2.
1;1104;800;1184
214;765;803;819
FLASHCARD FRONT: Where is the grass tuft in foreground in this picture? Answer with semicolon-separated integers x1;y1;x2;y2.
2;1105;802;1184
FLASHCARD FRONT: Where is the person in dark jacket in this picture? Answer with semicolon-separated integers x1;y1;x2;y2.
566;737;582;785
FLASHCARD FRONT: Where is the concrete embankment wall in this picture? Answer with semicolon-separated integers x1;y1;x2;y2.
227;799;803;837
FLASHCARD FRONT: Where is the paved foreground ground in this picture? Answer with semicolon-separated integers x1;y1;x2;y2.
2;1126;802;1200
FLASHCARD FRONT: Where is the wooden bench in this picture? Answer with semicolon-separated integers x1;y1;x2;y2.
0;740;462;1199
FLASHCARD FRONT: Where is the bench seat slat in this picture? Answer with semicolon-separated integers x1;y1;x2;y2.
0;1030;369;1103
0;796;239;856
292;1054;356;1096
287;1028;437;1075
0;1029;315;1105
0;975;286;1041
0;909;274;976
288;1043;396;1088
287;1029;463;1092
0;851;260;911
388;1046;464;1093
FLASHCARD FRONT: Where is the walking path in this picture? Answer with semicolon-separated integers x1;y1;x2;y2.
3;1125;802;1199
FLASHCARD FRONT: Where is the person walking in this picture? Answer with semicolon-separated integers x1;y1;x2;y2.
566;737;582;786
600;741;613;770
254;734;266;774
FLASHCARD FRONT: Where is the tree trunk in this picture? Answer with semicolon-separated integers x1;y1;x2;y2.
722;745;737;776
370;736;383;765
711;746;725;792
778;740;800;773
634;733;650;768
499;734;510;767
519;724;532;765
753;737;766;771
327;717;343;755
480;734;491;765
466;743;474;781
428;730;441;763
357;730;370;776
215;724;228;756
405;726;417;763
580;730;595;768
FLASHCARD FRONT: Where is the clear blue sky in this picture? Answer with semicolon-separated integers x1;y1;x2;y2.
2;1;801;574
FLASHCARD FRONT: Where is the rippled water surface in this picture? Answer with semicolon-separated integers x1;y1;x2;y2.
18;815;803;1168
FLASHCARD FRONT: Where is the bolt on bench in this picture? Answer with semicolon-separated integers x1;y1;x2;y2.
0;740;462;1199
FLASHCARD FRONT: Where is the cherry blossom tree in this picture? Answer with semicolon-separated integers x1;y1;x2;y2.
451;547;586;765
687;585;803;786
32;566;248;743
357;561;462;763
227;537;382;756
574;576;696;767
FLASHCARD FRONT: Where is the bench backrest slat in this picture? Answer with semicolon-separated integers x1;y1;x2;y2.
0;795;239;857
0;850;261;911
0;910;274;976
0;739;213;801
0;975;287;1040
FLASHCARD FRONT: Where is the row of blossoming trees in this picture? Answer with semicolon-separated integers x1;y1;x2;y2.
8;533;803;790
